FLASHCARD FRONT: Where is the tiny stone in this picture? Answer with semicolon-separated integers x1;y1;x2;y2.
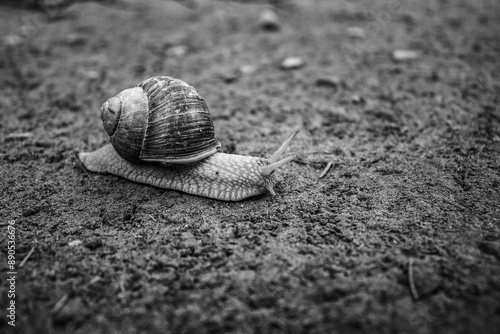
84;238;103;250
315;77;341;89
351;94;365;104
167;45;188;57
346;26;366;39
22;207;39;217
392;49;421;61
181;231;195;240
82;69;100;80
65;33;86;46
259;9;281;31
3;34;24;47
239;64;257;74
280;57;305;70
68;240;83;247
221;71;238;84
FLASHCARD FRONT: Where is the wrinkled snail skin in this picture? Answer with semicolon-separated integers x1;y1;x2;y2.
79;144;284;201
79;75;299;201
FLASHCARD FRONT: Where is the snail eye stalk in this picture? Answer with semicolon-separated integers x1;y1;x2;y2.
261;129;299;177
269;129;300;163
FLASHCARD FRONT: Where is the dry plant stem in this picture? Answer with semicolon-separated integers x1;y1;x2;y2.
319;160;334;178
51;293;70;315
408;258;419;300
19;246;35;268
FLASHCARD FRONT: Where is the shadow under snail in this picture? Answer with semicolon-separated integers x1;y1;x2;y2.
78;76;299;201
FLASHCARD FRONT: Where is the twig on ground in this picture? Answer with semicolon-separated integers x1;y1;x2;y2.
19;246;35;268
408;257;419;300
460;153;471;190
362;263;379;273
51;293;70;315
319;160;334;178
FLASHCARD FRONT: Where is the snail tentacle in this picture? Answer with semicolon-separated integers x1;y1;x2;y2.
269;129;300;163
261;154;297;177
261;129;300;177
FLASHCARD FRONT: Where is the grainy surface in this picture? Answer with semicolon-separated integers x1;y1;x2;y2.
1;0;499;333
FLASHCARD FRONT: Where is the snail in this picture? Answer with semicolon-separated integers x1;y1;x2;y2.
78;76;299;201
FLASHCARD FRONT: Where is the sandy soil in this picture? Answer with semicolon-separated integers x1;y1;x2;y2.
1;0;499;333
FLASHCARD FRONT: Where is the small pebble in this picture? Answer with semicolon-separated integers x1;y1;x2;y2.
3;34;24;47
239;64;257;75
392;49;421;61
346;26;366;39
65;33;86;47
315;77;341;89
22;207;39;217
82;69;100;80
68;240;83;247
167;45;188;57
220;71;238;84
259;9;281;31
280;57;305;70
351;94;365;104
84;238;103;250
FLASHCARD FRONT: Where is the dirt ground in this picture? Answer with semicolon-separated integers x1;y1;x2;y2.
1;0;499;333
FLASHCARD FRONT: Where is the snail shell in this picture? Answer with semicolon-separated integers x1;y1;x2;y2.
100;76;221;164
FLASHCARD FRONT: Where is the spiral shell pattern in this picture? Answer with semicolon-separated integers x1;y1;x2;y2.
101;76;221;164
138;76;220;163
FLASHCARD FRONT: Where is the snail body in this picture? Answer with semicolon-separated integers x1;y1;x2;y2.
79;76;298;201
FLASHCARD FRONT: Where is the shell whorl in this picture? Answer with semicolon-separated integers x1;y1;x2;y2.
100;76;221;164
101;87;148;163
